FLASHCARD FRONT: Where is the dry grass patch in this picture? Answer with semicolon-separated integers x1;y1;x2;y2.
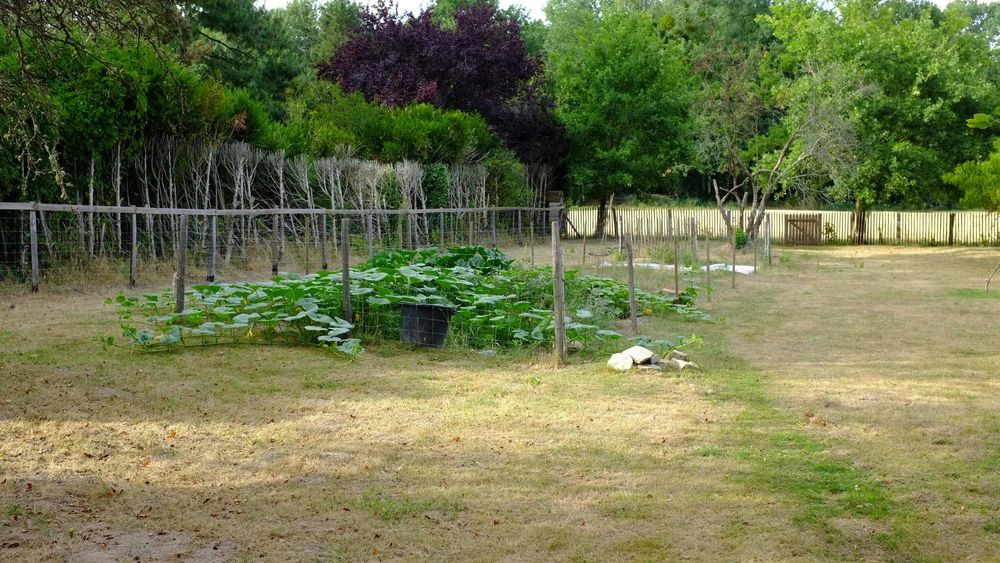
2;244;998;560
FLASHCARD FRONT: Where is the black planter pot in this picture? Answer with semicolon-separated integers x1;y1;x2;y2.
399;303;456;348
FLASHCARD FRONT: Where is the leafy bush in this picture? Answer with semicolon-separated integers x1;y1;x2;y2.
423;163;450;209
734;228;750;249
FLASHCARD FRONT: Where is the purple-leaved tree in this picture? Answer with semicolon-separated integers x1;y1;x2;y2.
317;0;565;166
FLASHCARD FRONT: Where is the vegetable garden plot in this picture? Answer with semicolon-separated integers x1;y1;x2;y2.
107;246;707;356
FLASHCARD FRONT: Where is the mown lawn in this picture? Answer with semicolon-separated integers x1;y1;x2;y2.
1;245;998;561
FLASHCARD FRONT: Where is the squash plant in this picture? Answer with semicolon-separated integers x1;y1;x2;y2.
107;246;707;355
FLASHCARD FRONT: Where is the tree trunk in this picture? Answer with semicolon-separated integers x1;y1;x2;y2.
595;198;608;238
854;199;867;245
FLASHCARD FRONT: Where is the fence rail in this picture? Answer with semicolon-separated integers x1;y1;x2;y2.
567;207;1000;246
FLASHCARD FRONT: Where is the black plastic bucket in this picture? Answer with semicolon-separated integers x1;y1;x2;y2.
399;303;456;348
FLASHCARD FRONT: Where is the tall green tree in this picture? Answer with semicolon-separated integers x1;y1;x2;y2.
546;0;694;234
763;0;997;212
184;0;307;117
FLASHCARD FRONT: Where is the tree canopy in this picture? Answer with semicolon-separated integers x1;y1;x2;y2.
4;0;1000;213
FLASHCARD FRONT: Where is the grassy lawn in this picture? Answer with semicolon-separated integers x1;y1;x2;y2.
1;245;998;560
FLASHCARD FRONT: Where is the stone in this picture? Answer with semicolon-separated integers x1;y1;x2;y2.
607;352;634;371
650;353;661;365
568;340;584;352
668;350;689;361
638;364;663;370
622;345;656;365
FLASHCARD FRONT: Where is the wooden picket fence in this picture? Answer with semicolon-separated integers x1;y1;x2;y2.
567;207;1000;246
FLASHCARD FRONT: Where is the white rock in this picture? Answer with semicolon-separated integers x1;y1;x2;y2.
607;352;634;371
668;350;689;361
622;345;656;365
638;364;663;370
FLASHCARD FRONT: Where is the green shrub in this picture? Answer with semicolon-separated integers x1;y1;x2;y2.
423;163;450;209
734;228;750;249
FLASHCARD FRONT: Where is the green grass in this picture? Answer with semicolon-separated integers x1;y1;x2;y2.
356;488;460;522
690;362;907;555
952;288;1000;299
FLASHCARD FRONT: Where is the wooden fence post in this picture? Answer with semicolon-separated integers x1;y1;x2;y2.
896;211;902;243
439;211;446;249
174;214;188;314
29;205;39;293
320;215;329;270
130;210;139;288
490;209;497;248
767;214;773;267
530;213;536;268
615;217;625;252
271;214;281;275
467;213;474;246
625;233;638;334
206;213;217;282
341;218;352;323
366;214;374;257
517;209;523;245
691;217;698;262
705;234;711;303
673;234;681;299
581;233;588;267
730;211;737;289
552;220;567;367
948;212;956;246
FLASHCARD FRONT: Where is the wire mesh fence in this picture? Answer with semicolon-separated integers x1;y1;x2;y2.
1;202;770;362
0;203;560;289
1;203;585;357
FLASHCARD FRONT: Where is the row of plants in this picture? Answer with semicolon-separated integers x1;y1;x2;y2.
107;246;707;356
